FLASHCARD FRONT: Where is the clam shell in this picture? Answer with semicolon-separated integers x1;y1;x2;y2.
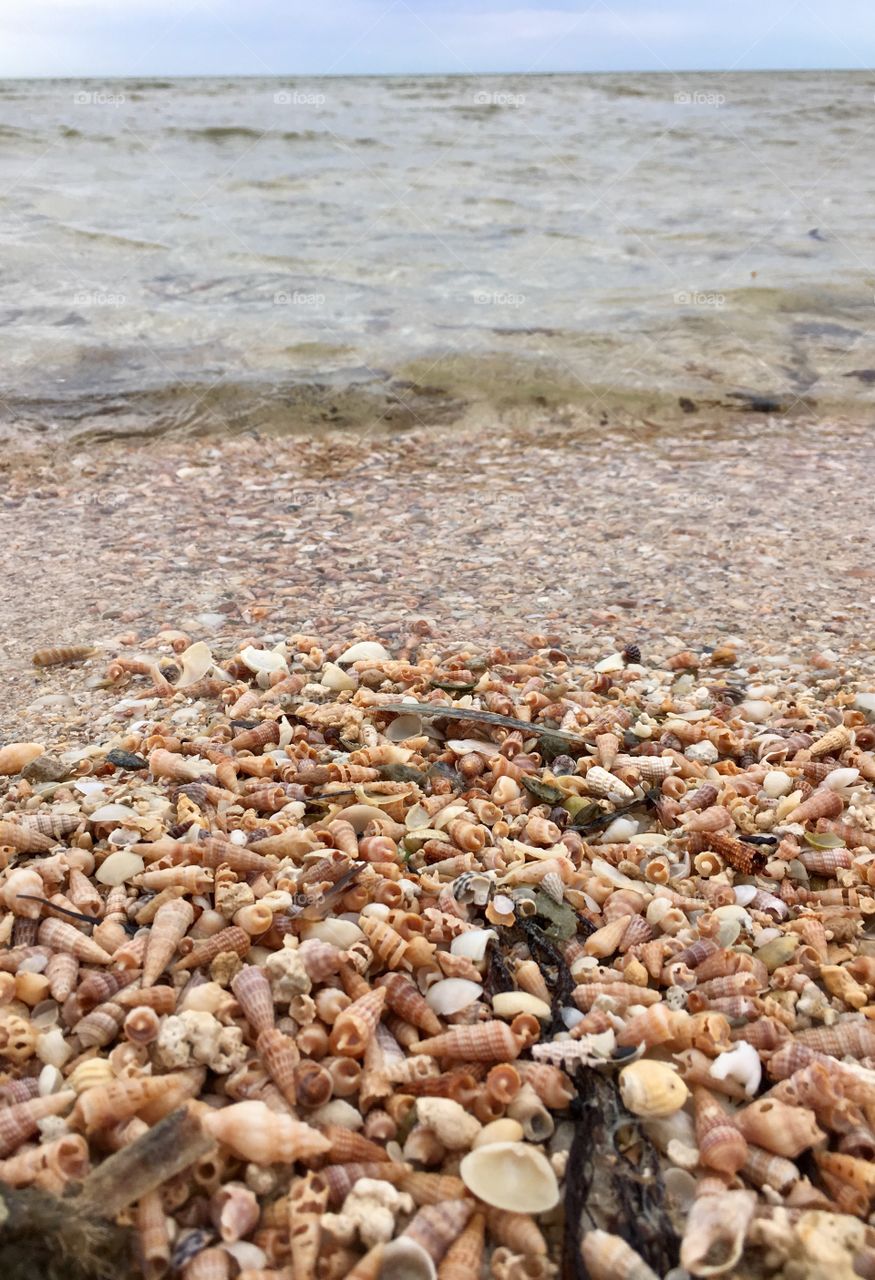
336;641;390;664
449;929;496;962
619;1060;689;1118
459;1141;559;1213
491;992;551;1021
425;978;483;1016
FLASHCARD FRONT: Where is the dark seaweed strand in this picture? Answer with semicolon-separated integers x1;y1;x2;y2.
384;701;591;745
484;932;517;998
565;1069;679;1280
519;918;576;1035
15;896;101;928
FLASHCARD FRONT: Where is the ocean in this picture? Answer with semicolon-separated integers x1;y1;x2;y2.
1;70;874;441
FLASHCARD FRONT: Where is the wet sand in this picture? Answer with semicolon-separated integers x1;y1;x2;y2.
2;411;874;741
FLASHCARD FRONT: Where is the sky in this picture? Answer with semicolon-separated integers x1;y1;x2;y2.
0;0;873;78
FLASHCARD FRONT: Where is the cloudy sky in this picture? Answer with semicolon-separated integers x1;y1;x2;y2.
0;0;872;77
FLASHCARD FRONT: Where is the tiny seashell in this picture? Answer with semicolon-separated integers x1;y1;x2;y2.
581;1230;660;1280
336;641;390;664
584;766;635;804
619;1060;689;1118
425;978;483;1016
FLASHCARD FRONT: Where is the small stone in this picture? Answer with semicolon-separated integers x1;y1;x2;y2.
21;755;69;783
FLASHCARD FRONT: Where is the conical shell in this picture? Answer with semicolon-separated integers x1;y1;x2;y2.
700;833;763;876
485;1207;547;1256
437;1211;484;1280
377;973;442;1037
584;914;633;959
794;1022;875;1058
403;1199;474;1264
257;1027;299;1106
741;1144;801;1194
202;1101;331;1163
413;1021;524;1063
785;789;844;825
329;986;387;1057
197;836;272;877
319;1125;391;1165
595;733;621;769
619;1060;689;1118
72;1073;191;1133
324;1162;411;1207
0;820;54;853
399;1171;468;1207
360;916;408;970
231;965;275;1034
0;1092;76;1157
735;1098;825;1157
175;925;251;972
38;918;112;965
46;951;79;1002
143;898;194;986
289;1170;329;1280
693;1087;748;1175
809;724;852;758
616;1004;689;1049
459;1142;559;1213
581;1230;660;1280
584;766;635;803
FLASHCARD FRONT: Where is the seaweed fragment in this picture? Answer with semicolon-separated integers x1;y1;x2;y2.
384;701;589;746
564;1069;679;1280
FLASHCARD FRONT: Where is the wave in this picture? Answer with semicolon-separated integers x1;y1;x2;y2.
169;126;323;143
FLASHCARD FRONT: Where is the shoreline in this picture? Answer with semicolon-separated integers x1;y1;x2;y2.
2;410;875;744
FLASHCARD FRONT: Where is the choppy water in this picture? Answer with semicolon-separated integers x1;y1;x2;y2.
1;71;874;440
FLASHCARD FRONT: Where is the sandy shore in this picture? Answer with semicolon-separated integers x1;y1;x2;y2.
2;412;874;740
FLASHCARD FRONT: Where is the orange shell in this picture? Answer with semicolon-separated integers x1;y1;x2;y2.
735;1098;825;1157
693;1086;748;1175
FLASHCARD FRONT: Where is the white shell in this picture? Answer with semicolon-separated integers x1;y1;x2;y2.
336;641;390;664
585;766;635;803
762;770;792;798
337;804;394;834
709;1042;762;1097
89;803;139;824
450;929;496;962
594;652;625;673
382;1238;435;1280
95;850;144;886
321;662;356;691
176;641;214;688
301;919;364;949
425;978;482;1016
239;645;288;675
473;1119;524;1148
386;715;423;742
854;692;875;714
738;700;773;723
447;739;501;758
598;817;639;844
733;884;758;907
825;767;861;791
492;992;551;1021
460;1141;560;1213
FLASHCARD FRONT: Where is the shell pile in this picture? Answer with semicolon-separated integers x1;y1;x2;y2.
2;631;875;1280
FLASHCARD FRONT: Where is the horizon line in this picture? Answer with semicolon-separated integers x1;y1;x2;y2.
0;66;869;82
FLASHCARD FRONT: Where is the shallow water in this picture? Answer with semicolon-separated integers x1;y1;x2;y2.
1;70;874;439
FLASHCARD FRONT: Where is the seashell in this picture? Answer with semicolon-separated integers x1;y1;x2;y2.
423;978;483;1017
319;1124;392;1164
257;1027;299;1106
289;1170;329;1280
403;1199;474;1263
359;916;408;970
437;1210;484;1280
680;1189;756;1277
0;742;46;775
619;1059;689;1117
708;1042;761;1096
376;973;443;1037
328;986;386;1057
809;724;852;758
0;1091;76;1157
492;992;551;1021
616;1003;689;1049
231;965;275;1034
0;820;54;853
785;788;844;825
735;1098;825;1157
32;645;95;667
693;1087;748;1175
793;1021;875;1058
45;951;79;1002
584;766;635;804
581;1230;660;1280
380;1238;436;1280
202;1100;331;1163
2;867;47;914
459;1141;559;1213
143;898;194;986
38;918;112;965
741;1144;800;1194
175;925;251;972
72;1071;201;1132
413;1020;527;1062
336;641;390;664
584;914;633;959
416;1098;481;1150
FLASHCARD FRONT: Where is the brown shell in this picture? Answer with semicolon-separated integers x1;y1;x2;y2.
359;916;408;970
437;1211;484;1280
486;1207;548;1256
328;985;387;1057
143;898;194;986
793;1022;875;1058
376;972;442;1037
288;1170;329;1280
257;1027;299;1106
413;1020;524;1063
38;918;112;965
0;820;54;853
45;951;79;1002
700;832;765;875
809;724;852;758
0;1092;76;1158
231;965;276;1034
323;1161;412;1207
403;1199;474;1264
735;1098;825;1157
175;925;251;972
32;645;95;667
693;1086;748;1175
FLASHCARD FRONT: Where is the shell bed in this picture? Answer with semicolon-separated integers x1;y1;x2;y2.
1;631;875;1280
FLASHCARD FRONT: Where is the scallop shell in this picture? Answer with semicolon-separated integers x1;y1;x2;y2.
459;1141;559;1213
619;1060;689;1118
